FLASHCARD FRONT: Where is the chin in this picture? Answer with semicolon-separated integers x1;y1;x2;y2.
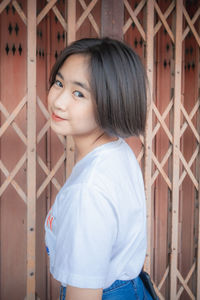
50;122;69;136
50;126;67;136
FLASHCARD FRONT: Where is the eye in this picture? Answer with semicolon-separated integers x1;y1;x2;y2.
54;79;63;88
73;90;84;98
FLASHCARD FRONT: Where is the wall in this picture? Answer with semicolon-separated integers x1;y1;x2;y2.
0;0;199;299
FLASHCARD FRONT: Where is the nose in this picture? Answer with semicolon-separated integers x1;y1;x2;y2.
52;89;69;111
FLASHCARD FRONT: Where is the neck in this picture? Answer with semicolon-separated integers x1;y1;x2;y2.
73;130;118;163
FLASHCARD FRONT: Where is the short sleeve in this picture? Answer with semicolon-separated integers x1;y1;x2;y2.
52;184;118;288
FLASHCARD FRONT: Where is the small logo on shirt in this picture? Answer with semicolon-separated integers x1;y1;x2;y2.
46;246;50;256
46;209;54;231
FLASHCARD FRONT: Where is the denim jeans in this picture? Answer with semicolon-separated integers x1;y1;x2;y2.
59;275;153;300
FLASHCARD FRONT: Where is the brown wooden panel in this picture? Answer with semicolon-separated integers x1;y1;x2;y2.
101;0;123;39
153;1;173;296
27;0;37;297
0;1;27;299
0;1;200;299
44;2;67;298
124;0;145;168
179;3;200;298
36;1;49;298
76;0;101;39
171;0;183;298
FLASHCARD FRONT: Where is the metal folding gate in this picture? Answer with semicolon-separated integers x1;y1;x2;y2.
0;0;200;299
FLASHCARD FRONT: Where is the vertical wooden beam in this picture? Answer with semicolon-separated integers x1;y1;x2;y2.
170;0;183;299
66;0;76;178
197;172;200;300
0;1;2;293
67;0;76;43
168;11;176;299
197;20;200;298
144;0;154;275
27;0;36;299
46;7;51;300
101;0;124;40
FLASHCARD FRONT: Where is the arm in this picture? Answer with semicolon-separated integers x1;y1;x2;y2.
66;285;103;300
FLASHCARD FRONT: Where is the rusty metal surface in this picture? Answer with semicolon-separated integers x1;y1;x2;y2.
0;1;199;299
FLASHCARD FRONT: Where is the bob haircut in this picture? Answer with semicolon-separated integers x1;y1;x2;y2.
49;37;147;137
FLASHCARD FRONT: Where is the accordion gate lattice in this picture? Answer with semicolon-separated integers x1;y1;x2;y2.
0;0;199;299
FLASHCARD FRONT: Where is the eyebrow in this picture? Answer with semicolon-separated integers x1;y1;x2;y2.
56;71;90;92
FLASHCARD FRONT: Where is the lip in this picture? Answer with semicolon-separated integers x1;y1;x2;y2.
51;112;66;122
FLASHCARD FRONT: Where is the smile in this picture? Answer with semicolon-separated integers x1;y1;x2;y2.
52;112;66;122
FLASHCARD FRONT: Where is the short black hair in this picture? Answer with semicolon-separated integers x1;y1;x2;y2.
49;37;147;137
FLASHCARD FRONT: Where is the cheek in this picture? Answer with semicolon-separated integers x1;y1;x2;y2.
83;108;99;129
75;106;98;128
84;105;97;121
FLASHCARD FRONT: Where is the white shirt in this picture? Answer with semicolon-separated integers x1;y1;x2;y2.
45;138;147;289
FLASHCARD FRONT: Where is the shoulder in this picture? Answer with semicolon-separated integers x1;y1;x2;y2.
56;181;117;217
90;139;143;188
56;138;144;209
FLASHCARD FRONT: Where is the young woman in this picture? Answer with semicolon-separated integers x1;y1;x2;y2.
45;37;152;300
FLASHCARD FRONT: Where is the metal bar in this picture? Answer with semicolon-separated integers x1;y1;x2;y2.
101;0;124;39
168;13;176;299
67;0;76;43
46;8;51;300
152;102;173;142
177;269;195;299
144;0;154;275
37;120;50;143
152;100;173;139
0;0;2;291
52;5;67;31
197;167;200;300
177;263;196;299
76;0;98;31
179;151;198;189
154;1;175;36
151;153;172;189
182;7;200;41
182;5;200;47
123;0;146;35
79;0;100;36
37;0;58;25
181;103;200;143
0;96;27;137
46;0;67;31
123;0;146;41
154;0;174;43
197;19;200;298
0;153;27;197
37;154;65;198
180;100;200;137
0;161;26;202
66;0;76;178
37;155;61;193
151;147;172;187
0;0;10;14
12;0;27;25
170;0;183;298
27;0;36;299
179;146;199;187
0;102;27;145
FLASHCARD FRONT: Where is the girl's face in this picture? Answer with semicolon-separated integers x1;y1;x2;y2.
48;54;99;137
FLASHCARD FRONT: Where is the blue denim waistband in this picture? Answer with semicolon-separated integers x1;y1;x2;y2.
59;285;66;300
103;279;133;293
